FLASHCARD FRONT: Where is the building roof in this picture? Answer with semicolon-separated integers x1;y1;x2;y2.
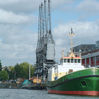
82;48;99;56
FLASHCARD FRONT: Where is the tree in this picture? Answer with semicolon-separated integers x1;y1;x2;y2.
20;62;30;79
14;64;23;79
14;62;35;79
0;70;8;81
30;65;35;77
0;60;2;71
3;62;36;80
20;62;35;79
7;66;15;80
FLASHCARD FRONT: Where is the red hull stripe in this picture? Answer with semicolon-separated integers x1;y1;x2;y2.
48;90;99;96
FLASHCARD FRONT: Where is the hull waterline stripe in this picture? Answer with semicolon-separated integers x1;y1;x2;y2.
48;90;99;96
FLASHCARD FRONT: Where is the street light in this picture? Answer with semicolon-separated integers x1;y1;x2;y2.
29;65;31;80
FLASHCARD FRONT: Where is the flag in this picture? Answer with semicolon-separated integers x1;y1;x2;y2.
69;28;75;37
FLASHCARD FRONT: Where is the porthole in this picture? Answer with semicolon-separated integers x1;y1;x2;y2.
81;81;87;87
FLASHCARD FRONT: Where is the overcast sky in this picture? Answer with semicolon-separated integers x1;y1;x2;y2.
0;0;99;66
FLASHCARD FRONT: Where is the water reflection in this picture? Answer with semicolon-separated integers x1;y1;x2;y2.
0;89;98;99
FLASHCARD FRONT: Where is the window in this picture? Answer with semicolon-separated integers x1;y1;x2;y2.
64;59;66;63
67;59;70;63
96;56;99;65
75;59;77;63
78;59;81;63
71;59;73;63
68;69;73;73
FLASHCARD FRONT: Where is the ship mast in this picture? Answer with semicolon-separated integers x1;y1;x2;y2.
62;50;64;58
69;28;75;57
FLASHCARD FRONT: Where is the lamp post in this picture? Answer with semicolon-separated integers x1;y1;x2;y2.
29;65;31;80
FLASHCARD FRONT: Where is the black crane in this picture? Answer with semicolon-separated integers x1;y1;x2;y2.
35;0;55;82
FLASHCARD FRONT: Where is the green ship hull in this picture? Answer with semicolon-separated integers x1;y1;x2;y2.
47;68;99;96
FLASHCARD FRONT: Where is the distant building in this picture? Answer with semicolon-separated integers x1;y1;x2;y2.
73;40;99;68
73;44;96;53
73;41;99;53
96;40;99;48
82;49;99;68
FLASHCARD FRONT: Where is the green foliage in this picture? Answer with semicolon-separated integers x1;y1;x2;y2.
4;66;15;80
2;62;35;80
13;62;35;79
14;64;23;79
0;60;2;71
8;66;15;79
20;62;30;79
0;70;8;81
30;65;35;76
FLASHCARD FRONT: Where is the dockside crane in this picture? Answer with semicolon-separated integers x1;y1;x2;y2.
35;0;55;83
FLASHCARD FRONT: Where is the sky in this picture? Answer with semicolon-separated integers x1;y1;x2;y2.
0;0;99;66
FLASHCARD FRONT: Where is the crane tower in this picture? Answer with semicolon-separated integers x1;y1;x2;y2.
35;0;55;81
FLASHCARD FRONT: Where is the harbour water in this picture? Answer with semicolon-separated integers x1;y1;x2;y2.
0;89;98;99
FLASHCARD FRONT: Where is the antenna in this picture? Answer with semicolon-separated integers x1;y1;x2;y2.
69;28;75;53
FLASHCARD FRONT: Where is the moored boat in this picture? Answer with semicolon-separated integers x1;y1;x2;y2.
47;29;99;96
47;68;99;96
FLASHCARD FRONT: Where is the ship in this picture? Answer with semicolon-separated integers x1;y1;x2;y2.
47;29;99;96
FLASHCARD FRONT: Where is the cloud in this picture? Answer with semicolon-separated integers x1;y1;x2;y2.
0;0;74;13
0;0;20;4
78;0;99;15
0;0;33;13
0;9;36;24
52;0;74;9
0;24;37;66
0;0;43;13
